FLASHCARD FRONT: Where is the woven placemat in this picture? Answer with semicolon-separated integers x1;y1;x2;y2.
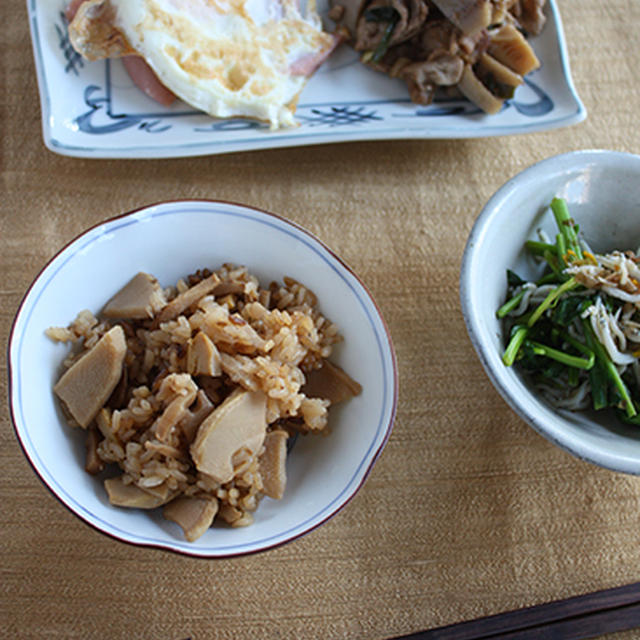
2;1;640;638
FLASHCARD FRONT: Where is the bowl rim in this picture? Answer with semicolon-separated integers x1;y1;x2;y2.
8;199;399;557
459;149;640;475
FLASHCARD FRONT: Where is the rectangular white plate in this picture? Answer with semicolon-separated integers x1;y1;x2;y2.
28;0;586;158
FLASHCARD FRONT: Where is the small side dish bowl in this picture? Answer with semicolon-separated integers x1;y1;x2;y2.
8;200;397;556
460;150;640;474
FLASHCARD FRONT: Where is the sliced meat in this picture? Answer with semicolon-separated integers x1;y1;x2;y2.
54;325;127;428
337;0;523;111
400;51;464;103
331;0;369;39
403;74;437;104
419;19;458;58
289;33;344;76
67;2;176;106
65;0;86;21
122;56;177;107
458;27;490;62
431;0;492;36
355;0;429;51
355;0;409;51
517;0;546;36
399;0;430;43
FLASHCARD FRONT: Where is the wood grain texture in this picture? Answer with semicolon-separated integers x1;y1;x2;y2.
2;1;640;639
393;583;640;639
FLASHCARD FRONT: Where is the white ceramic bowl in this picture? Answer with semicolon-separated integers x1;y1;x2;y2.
9;201;397;556
460;150;640;475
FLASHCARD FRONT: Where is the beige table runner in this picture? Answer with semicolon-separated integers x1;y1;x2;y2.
2;1;640;638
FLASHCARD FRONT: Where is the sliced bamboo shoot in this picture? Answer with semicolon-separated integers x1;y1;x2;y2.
488;23;540;76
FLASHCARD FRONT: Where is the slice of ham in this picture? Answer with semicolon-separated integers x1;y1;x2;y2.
122;56;177;107
66;1;175;107
65;0;86;21
289;33;344;76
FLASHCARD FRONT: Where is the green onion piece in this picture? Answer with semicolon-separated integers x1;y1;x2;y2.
536;272;560;286
581;323;606;409
507;269;525;287
364;6;398;21
568;366;579;387
556;232;566;264
496;290;526;318
551;197;583;260
528;340;595;370
502;326;529;366
525;240;556;256
618;412;640;426
588;361;609;411
370;17;398;63
542;249;564;280
583;320;637;417
557;329;593;357
527;277;579;327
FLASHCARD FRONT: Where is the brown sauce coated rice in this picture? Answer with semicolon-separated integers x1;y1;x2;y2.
48;264;360;541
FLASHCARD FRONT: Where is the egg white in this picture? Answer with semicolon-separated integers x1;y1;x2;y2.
108;0;334;128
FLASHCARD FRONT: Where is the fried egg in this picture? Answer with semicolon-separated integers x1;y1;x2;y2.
69;0;338;128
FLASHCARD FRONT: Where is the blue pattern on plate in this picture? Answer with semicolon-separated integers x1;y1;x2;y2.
54;11;84;76
513;78;555;117
297;105;383;127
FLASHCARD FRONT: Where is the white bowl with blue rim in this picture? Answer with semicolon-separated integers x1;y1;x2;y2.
460;150;640;475
9;200;398;556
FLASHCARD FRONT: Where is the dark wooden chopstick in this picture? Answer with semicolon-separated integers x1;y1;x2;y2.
391;582;640;640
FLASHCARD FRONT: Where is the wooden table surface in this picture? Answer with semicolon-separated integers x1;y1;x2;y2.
2;1;640;638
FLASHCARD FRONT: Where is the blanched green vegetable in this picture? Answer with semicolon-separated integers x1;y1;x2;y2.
499;198;640;421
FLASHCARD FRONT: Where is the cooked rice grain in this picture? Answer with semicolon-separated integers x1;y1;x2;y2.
49;264;356;541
